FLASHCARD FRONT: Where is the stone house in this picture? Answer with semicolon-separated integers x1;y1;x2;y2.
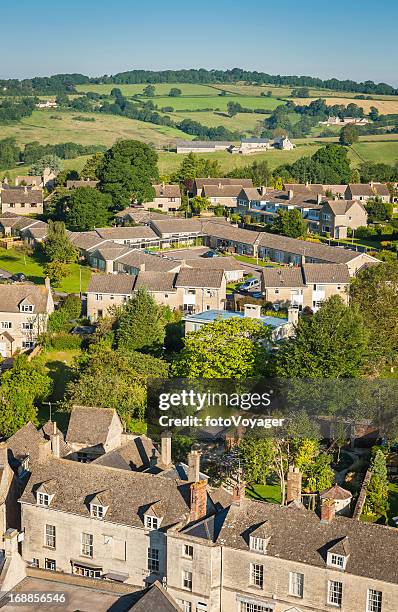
189;178;253;198
65;406;124;462
236;138;271;155
0;281;54;357
0;186;44;216
149;218;204;248
15;168;56;190
174;268;227;314
261;264;351;311
320;200;368;238
141;184;182;212
202;184;247;209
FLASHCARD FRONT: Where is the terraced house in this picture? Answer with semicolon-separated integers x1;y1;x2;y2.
261;264;351;311
0;185;43;216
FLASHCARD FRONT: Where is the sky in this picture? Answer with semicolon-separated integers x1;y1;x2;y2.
1;0;398;85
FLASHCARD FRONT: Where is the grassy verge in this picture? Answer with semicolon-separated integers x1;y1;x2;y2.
233;254;282;268
0;246;91;293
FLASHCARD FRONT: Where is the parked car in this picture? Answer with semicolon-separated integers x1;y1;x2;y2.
11;272;26;282
201;250;218;258
251;291;263;299
239;278;260;292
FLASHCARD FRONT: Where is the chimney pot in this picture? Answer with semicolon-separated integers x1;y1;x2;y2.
188;450;201;483
232;479;246;505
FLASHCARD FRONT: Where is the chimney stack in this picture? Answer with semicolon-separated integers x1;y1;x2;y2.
188;450;201;483
50;421;61;458
320;498;336;523
288;189;294;201
44;276;51;291
286;466;302;504
4;529;19;558
38;439;52;463
232;479;246;505
160;431;172;467
190;480;207;521
317;193;323;204
260;185;266;196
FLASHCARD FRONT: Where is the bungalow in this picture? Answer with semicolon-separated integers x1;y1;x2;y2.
149;218;204;248
183;302;297;341
261;263;350;311
94;226;159;247
203;221;261;256
0;186;43;216
114;208;166;226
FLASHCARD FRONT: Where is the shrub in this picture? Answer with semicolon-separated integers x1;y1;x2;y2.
40;331;82;350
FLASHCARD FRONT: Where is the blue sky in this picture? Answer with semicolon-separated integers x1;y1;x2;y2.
1;0;398;85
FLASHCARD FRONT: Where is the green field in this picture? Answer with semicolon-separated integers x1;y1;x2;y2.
0;109;192;148
148;95;281;112
0;247;91;293
171;110;264;133
75;82;222;96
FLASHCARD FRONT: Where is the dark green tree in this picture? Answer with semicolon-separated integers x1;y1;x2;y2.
44;220;78;263
272;209;307;238
339;124;359;146
61;187;111;231
98;140;158;208
275;296;369;378
116;288;167;354
169;88;182;97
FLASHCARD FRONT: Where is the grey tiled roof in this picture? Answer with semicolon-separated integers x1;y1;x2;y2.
95;226;157;241
127;580;181;611
87;273;135;294
116;250;181;272
346;183;375;196
0;187;43;204
153;184;181;198
185;256;244;272
66;406;118;446
19;456;192;529
202;222;261;245
0;284;51;314
175;268;224;289
258;233;367;264
150;218;203;236
194;178;253;189
134;271;177;292
215;498;398;584
302;263;351;284
92;435;158;471
262;267;305;288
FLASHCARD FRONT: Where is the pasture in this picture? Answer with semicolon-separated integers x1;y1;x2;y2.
292;97;398;114
148;95;282;112
75;83;222;96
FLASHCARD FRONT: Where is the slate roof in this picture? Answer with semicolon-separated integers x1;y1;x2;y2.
0;284;50;314
6;422;44;465
68;231;106;251
114;208;166;223
150;218;203;236
284;183;324;194
320;484;352;501
0;187;43;204
66;406;119;446
214;498;398;584
202;222;261;245
194;178;253;190
372;182;390;197
202;185;244;198
325;199;366;215
87;274;135;294
95;227;157;241
127;580;181;611
302;263;351;284
92;242;132;261
175;268;224;289
134;272;177;292
346;183;375;196
20;456;192;530
258;233;371;264
66;180;99;189
116;250;181;273
262;267;305;288
185;256;244;272
153;184;181;198
92;435;158;472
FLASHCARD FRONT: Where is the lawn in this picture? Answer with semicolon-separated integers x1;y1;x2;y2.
349;141;398;166
233;254;283;268
246;482;281;504
0;109;192;149
0;246;91;293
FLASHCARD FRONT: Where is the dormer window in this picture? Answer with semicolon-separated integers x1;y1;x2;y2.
90;504;105;519
328;552;347;569
21;304;33;313
250;536;265;553
145;516;159;530
37;492;50;506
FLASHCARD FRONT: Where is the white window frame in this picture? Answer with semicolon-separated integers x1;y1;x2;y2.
147;547;160;573
250;563;264;588
250;536;265;553
0;321;12;329
183;544;193;558
21;304;34;313
37;492;50;506
177;601;192;612
145;515;159;530
367;589;382;612
182;570;192;591
327;580;343;607
289;571;304;598
239;602;273;612
45;558;56;571
81;532;93;558
328;552;346;569
90;504;105;519
44;524;56;549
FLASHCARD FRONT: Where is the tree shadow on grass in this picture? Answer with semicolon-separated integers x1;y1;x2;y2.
45;359;76;403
